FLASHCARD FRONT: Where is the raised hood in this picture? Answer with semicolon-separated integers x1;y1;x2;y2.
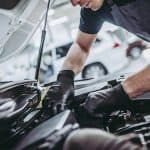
0;0;47;62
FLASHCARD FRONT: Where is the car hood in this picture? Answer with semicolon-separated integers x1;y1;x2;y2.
0;0;47;62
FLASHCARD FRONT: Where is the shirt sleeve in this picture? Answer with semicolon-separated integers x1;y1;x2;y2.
79;4;115;34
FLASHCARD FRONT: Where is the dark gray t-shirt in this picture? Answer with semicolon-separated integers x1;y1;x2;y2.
79;0;150;41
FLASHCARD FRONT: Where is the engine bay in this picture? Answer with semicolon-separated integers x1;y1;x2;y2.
0;74;149;150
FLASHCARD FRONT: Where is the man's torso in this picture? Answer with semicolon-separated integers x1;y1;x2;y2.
79;0;150;41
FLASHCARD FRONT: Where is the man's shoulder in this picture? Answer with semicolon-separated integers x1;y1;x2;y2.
80;2;112;20
79;4;114;34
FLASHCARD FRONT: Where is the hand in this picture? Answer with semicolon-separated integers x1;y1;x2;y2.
83;65;150;115
42;70;75;111
83;84;131;115
78;66;150;118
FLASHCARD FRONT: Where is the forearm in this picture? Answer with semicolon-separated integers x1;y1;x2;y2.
61;42;90;75
123;64;150;98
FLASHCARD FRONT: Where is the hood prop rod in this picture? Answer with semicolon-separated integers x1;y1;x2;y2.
35;0;52;81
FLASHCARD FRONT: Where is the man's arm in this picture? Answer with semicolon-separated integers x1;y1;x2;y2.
43;31;97;109
79;65;150;117
61;30;97;74
123;64;150;98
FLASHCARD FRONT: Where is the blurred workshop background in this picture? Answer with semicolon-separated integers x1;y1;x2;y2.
0;0;149;83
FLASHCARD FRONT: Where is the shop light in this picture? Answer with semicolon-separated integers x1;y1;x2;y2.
48;9;55;16
50;16;68;26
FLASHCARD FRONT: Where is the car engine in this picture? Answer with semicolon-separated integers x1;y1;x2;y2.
0;74;149;150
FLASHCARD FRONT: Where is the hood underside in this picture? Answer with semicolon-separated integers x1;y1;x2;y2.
0;0;47;62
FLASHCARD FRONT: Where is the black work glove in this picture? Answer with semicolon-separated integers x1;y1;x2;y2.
43;70;75;110
83;84;131;116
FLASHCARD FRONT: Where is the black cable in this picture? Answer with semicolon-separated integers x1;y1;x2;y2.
35;0;52;81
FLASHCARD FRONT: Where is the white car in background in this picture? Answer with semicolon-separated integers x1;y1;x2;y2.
82;26;146;79
39;24;146;82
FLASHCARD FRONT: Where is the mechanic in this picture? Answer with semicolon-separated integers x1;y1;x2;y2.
45;0;150;149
